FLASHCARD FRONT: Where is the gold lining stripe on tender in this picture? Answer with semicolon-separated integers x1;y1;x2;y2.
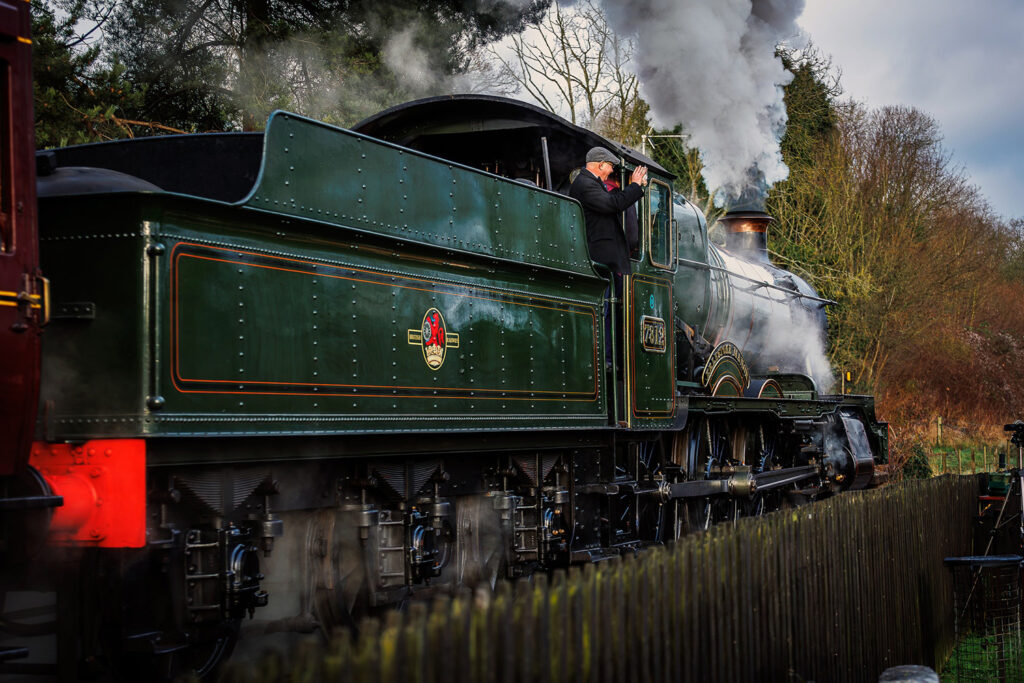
0;290;41;299
171;242;600;398
18;37;32;45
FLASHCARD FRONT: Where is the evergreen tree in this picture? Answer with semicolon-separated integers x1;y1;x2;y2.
32;0;147;147
103;0;551;131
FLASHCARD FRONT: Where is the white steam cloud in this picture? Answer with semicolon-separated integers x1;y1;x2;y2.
382;25;445;93
598;0;806;203
713;247;833;392
753;298;834;394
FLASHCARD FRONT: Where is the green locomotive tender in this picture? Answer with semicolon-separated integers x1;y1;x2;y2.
22;96;885;676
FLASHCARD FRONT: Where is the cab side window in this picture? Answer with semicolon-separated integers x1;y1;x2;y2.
648;180;673;269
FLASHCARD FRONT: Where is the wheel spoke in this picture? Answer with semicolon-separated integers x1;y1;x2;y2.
636;439;669;544
757;424;778;473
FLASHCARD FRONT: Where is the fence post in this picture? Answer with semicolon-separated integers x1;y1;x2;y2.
942;450;947;474
984;445;988;472
957;448;962;475
937;416;943;446
971;450;976;474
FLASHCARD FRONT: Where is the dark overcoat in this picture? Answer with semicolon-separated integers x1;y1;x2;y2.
568;170;644;274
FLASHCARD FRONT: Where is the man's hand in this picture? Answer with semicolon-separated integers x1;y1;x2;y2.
630;165;649;187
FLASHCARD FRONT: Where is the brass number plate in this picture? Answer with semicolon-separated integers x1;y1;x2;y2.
640;315;666;354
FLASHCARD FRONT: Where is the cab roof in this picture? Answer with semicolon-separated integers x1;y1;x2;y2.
353;94;672;185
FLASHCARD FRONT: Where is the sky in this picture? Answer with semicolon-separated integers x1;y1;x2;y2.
798;0;1024;220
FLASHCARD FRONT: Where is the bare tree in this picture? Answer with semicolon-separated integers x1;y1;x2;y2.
769;99;1002;391
592;22;645;146
487;0;646;143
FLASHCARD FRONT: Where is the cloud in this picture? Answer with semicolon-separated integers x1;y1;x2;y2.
799;0;1024;218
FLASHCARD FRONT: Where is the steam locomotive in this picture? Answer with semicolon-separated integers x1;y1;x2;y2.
0;8;886;677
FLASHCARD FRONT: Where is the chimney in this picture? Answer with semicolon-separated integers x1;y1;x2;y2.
718;210;773;264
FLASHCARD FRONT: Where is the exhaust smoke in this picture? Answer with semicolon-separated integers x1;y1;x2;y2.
598;0;805;204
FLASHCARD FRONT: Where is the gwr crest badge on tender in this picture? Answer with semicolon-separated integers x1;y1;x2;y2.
407;307;460;369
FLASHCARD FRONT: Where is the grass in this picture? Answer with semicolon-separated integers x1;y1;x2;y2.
925;444;1007;476
941;632;1024;682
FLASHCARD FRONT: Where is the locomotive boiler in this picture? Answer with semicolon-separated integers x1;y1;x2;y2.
0;84;887;679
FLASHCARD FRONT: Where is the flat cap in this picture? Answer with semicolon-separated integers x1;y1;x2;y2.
585;146;619;164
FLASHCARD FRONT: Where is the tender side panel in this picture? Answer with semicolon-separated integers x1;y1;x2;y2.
243;112;594;277
38;187;609;440
151;207;607;434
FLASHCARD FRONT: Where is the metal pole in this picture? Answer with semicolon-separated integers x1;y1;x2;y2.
540;137;553;191
640;133;690;158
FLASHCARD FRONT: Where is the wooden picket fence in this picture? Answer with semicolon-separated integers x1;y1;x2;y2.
224;475;978;683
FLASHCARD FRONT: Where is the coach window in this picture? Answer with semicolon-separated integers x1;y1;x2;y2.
647;179;673;269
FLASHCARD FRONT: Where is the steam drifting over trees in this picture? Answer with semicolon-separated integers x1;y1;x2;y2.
34;0;551;135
